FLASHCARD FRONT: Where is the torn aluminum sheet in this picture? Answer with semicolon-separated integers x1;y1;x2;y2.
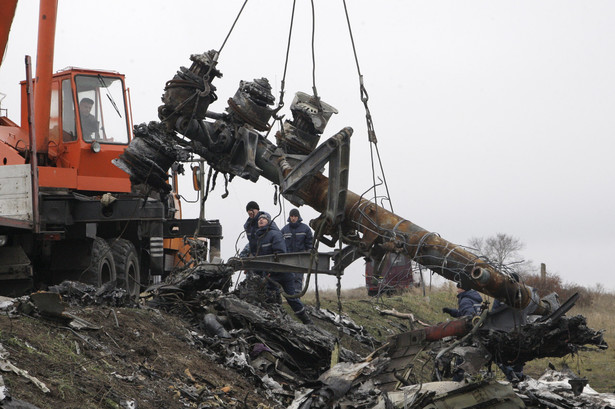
29;291;66;316
64;312;101;330
516;368;615;408
119;400;137;409
225;351;249;368
261;374;285;394
26;291;101;330
288;357;389;409
0;296;14;311
0;374;7;401
450;344;491;374
374;380;525;409
318;361;375;399
0;343;50;394
311;308;380;347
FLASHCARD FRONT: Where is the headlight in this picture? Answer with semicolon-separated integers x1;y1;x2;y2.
0;235;7;246
91;140;101;153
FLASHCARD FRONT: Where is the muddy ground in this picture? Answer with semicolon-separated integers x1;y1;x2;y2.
0;304;284;408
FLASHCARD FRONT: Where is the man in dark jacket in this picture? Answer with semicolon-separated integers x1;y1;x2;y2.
252;212;285;257
79;98;100;141
281;208;313;292
443;282;483;381
253;213;312;324
443;283;483;318
241;201;260;256
241;201;279;256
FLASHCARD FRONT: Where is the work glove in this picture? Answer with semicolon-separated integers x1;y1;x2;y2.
442;307;454;316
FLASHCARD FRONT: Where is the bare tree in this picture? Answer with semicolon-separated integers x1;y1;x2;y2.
468;233;534;275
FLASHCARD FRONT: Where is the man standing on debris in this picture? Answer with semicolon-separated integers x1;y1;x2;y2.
253;213;312;325
442;282;483;382
281;208;313;292
241;201;261;257
241;201;280;257
442;282;483;318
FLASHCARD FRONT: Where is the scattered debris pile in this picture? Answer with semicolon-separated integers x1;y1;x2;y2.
0;274;612;409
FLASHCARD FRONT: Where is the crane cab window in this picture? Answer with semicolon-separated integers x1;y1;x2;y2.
75;75;129;145
62;79;77;142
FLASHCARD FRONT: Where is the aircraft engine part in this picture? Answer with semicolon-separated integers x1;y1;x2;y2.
276;92;338;155
226;78;276;132
158;50;222;128
113;122;189;193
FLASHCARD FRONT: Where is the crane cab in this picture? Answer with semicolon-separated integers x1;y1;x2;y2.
18;68;133;193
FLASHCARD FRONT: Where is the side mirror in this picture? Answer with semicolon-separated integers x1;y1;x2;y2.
192;165;200;191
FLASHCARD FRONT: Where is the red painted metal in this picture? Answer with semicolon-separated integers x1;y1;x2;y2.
33;0;58;154
424;319;471;341
0;0;18;66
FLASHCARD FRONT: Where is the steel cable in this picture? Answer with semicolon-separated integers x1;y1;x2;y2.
341;0;394;213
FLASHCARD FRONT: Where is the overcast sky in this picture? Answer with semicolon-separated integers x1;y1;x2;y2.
2;1;614;292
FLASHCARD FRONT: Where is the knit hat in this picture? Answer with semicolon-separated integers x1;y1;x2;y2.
258;212;271;223
456;281;470;291
289;209;300;218
246;201;260;211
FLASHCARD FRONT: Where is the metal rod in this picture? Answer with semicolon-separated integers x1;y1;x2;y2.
25;55;40;234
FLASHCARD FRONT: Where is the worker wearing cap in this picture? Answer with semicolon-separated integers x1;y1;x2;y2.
241;201;280;257
442;282;483;318
240;201;260;257
253;212;312;324
281;208;313;292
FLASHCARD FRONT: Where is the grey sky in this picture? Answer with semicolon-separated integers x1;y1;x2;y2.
1;1;614;291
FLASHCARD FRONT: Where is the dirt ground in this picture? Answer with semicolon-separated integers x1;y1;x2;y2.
0;305;284;408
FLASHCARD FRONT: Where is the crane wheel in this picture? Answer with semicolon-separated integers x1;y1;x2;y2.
82;237;117;287
109;239;141;299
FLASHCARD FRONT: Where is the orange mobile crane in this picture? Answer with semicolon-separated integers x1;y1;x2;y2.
0;0;221;296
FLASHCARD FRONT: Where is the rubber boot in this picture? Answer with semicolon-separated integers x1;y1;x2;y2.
297;311;313;325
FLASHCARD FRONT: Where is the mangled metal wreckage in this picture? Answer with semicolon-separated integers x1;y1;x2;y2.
114;51;609;408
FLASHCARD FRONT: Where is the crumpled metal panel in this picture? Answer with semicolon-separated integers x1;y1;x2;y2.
375;380;525;409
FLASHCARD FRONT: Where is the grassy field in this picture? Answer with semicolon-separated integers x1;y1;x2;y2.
303;284;614;393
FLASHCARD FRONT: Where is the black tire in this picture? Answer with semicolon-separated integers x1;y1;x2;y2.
82;237;117;287
109;238;141;299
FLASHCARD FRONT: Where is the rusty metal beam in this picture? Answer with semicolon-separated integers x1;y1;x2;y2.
252;128;544;312
301;172;539;311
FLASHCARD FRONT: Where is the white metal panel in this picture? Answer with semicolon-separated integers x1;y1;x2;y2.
0;165;33;221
